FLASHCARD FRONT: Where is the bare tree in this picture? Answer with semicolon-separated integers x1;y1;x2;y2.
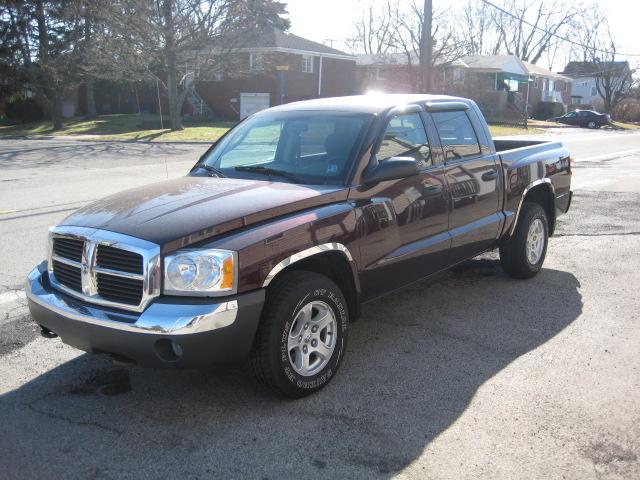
349;1;462;63
567;8;637;113
346;1;396;56
460;0;503;56
106;0;288;131
459;0;580;65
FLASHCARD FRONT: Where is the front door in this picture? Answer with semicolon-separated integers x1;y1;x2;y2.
355;111;450;300
430;109;501;263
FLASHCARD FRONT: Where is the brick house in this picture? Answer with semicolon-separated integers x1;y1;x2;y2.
356;53;572;121
195;28;356;120
355;52;422;93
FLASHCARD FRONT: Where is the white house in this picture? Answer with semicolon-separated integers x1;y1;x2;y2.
560;61;631;106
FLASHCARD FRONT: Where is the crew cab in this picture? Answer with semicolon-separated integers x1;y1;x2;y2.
27;94;572;397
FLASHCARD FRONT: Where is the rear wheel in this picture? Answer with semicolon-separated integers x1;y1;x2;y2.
250;271;349;398
587;120;597;129
500;202;549;279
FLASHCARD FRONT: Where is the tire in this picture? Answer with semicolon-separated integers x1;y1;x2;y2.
500;202;549;279
587;120;597;129
250;271;349;398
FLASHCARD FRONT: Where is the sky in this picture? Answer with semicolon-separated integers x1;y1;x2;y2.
284;0;640;71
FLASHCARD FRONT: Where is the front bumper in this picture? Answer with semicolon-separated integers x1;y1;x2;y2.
26;262;265;367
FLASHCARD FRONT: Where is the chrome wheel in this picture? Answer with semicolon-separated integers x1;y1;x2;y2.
526;218;545;265
287;300;337;377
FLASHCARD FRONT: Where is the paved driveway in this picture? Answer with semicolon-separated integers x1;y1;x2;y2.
0;133;639;479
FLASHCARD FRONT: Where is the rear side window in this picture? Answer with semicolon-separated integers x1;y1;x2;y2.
432;110;481;161
377;113;432;169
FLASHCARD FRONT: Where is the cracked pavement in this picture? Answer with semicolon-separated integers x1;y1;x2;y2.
0;132;639;479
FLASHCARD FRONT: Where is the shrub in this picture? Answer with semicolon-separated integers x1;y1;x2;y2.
534;102;565;120
5;97;44;123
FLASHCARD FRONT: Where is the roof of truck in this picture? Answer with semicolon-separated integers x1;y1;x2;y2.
263;94;470;115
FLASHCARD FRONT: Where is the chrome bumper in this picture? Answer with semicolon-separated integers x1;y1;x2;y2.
26;262;237;335
26;261;265;367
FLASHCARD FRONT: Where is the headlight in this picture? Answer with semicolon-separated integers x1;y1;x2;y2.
163;249;237;296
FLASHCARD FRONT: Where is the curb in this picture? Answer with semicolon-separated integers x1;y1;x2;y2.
0;135;214;145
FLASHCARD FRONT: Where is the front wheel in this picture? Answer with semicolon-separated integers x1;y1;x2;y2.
587;120;597;129
500;202;549;279
250;271;349;398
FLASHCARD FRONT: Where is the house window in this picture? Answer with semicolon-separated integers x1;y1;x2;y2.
534;77;540;88
250;53;263;72
302;55;314;74
591;86;597;96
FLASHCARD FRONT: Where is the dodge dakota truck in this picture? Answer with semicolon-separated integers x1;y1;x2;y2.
27;94;572;397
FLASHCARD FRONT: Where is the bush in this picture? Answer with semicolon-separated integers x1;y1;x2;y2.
613;99;640;123
534;102;565;120
5;97;44;123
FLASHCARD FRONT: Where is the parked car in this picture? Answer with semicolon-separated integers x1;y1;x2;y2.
27;94;573;397
549;109;611;128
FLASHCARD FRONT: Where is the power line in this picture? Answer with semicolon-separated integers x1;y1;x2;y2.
479;0;640;58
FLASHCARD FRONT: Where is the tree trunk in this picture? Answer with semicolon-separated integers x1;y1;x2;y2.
51;92;63;131
86;77;97;118
162;0;183;131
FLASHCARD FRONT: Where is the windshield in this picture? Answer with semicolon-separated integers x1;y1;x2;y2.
196;111;372;185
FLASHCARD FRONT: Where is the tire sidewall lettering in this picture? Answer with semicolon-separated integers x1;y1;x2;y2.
280;286;348;391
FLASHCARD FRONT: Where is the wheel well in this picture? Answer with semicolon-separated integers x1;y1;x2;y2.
524;184;556;235
268;251;360;321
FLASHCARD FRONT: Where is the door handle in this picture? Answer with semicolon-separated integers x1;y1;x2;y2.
481;170;498;181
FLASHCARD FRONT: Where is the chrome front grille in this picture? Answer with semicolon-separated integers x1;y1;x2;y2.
52;237;84;263
51;258;82;292
96;272;143;305
48;227;161;312
96;245;143;274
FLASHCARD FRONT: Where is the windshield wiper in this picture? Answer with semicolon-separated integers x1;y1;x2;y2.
200;164;225;177
234;165;300;183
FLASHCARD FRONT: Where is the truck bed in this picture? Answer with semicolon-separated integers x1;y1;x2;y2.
493;138;553;152
494;138;566;167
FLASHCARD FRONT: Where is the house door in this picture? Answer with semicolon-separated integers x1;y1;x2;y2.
240;93;270;119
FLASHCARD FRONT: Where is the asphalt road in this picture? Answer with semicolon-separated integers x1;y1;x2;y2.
0;129;639;479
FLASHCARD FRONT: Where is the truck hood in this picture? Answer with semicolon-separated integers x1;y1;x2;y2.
61;176;349;251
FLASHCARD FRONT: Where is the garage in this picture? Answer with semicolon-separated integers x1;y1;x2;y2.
240;93;270;119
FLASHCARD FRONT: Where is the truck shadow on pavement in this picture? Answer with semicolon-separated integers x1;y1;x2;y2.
0;258;582;479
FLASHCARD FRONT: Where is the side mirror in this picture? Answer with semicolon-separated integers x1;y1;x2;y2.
362;157;419;184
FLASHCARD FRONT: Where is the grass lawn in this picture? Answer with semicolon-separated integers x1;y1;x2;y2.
0;114;236;142
488;124;543;136
610;121;640;130
0;113;549;141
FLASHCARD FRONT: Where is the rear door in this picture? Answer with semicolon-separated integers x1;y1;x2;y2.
430;108;501;263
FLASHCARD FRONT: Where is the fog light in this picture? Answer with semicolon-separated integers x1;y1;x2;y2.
154;339;183;362
171;340;183;358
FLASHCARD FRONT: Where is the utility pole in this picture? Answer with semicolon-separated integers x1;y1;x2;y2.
420;0;433;92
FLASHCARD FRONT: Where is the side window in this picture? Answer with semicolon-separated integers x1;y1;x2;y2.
432;110;481;161
377;113;432;169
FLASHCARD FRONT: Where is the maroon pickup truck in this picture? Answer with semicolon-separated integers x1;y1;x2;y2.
27;94;572;397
